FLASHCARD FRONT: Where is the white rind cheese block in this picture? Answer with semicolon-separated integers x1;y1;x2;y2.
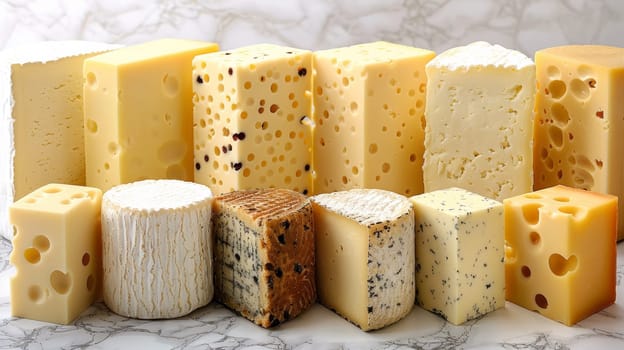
311;189;415;331
0;40;120;240
409;187;505;325
101;179;213;319
423;41;535;201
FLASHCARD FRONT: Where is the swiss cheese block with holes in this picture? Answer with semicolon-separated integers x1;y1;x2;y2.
9;183;102;324
409;187;504;325
313;41;435;196
423;41;535;201
212;188;315;328
311;189;415;331
533;45;624;241
0;41;119;240
83;39;218;193
504;185;617;326
102;180;213;319
192;45;313;196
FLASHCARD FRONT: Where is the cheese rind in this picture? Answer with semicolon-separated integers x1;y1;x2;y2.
533;45;624;240
504;185;617;326
313;41;435;196
409;187;504;325
212;188;315;328
101;180;214;319
83;39;218;193
9;183;102;324
423;41;535;201
193;44;313;196
0;41;119;240
311;189;415;331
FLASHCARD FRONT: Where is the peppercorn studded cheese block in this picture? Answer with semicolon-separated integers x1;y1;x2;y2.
311;189;415;331
9;183;102;324
83;39;218;192
313;41;435;196
533;45;624;240
504;185;617;326
0;41;119;240
409;187;504;325
102;180;213;319
212;188;315;328
423;41;535;201
193;44;312;196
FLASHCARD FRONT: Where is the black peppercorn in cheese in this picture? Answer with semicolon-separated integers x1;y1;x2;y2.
192;44;313;196
212;188;315;328
312;41;435;196
311;188;415;331
409;187;504;325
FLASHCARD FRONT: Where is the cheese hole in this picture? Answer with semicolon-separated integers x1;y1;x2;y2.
420;115;426;130
573;169;594;189
352;166;359;175
558;206;584;219
535;294;548;309
521;265;531;278
382;163;390;173
244;81;252;89
108;142;119;156
86;274;95;292
549;253;577;276
524;193;542;199
369;143;378;154
86;72;97;88
24;248;41;264
504;241;516;262
82;253;91;266
243;168;251;177
544;157;554;170
60;199;71;205
596;159;604;169
50;270;71;294
342;176;348;184
162;74;179;97
103;163;110;171
33;235;50;252
25;198;36;204
203;73;210;83
548;126;563;148
570;78;590;99
419;83;426;93
350;101;358;113
86;119;98;133
576;154;595;171
546;65;560;79
521;203;541;225
553;196;569;202
12;225;17;237
551;103;570;126
587;78;597;89
28;285;43;303
529;232;540;245
271;83;278;93
547;80;566;99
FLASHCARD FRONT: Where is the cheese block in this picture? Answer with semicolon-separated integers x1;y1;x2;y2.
504;185;617;326
9;183;102;324
409;187;504;325
193;44;313;196
311;189;415;331
533;45;624;240
83;39;218;192
423;41;535;201
313;41;435;196
212;188;315;328
101;180;214;319
0;41;119;240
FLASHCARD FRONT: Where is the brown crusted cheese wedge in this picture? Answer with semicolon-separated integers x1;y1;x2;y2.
212;188;315;328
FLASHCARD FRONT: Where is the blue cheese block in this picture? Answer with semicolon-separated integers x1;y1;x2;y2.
409;187;504;325
311;188;415;331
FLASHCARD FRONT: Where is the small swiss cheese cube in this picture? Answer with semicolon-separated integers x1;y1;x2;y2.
313;42;435;196
212;188;315;328
409;187;504;325
504;185;617;326
193;44;313;196
9;183;102;324
311;189;415;331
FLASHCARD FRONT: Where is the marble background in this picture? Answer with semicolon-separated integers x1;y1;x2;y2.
1;0;624;56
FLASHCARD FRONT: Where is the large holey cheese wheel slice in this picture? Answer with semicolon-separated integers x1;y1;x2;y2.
212;188;315;328
311;188;415;331
101;179;213;319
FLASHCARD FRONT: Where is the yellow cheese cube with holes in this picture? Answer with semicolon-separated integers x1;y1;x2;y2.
313;41;435;196
504;185;617;326
83;39;218;192
193;44;313;196
533;45;624;240
9;183;102;324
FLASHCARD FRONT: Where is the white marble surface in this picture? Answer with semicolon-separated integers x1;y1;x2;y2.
2;0;624;348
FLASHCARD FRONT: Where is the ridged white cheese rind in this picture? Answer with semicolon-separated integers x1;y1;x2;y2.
427;41;533;70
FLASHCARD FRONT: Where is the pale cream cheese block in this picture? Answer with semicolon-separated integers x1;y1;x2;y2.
311;189;415;331
423;41;535;201
101;179;213;319
409;187;505;325
0;40;120;240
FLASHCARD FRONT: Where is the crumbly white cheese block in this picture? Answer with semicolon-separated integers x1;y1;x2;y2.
409;187;504;325
423;41;535;201
212;188;315;328
0;41;120;240
311;189;415;331
101;179;213;319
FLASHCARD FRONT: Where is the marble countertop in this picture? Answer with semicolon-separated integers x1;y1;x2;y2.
0;237;622;349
